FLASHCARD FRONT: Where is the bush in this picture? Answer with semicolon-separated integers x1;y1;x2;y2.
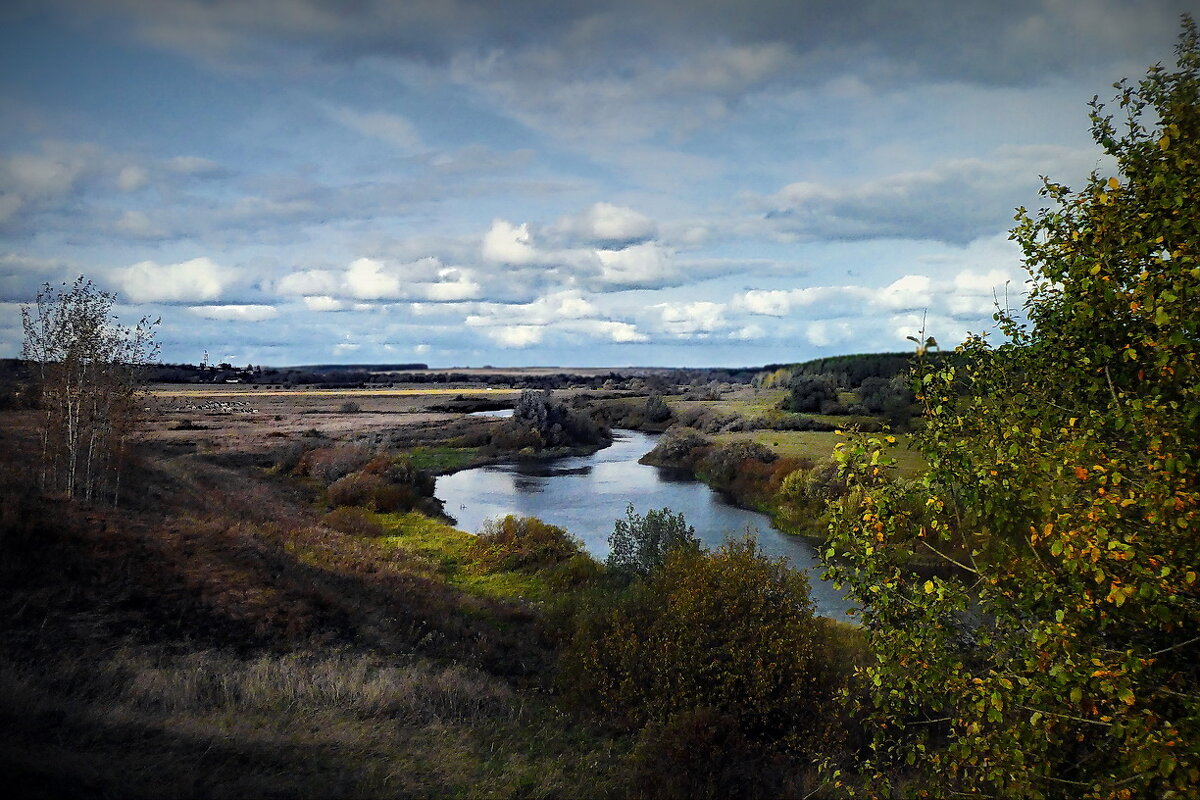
320;454;437;514
640;427;711;467
698;440;776;488
326;471;387;509
559;536;838;758
606;504;698;577
339;401;361;413
295;444;372;483
471;515;585;573
644;393;672;423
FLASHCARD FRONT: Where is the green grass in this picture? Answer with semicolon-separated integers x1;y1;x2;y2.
668;390;788;418
375;511;549;601
405;445;485;473
712;430;926;477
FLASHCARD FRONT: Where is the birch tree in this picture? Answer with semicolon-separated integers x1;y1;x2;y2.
21;277;158;504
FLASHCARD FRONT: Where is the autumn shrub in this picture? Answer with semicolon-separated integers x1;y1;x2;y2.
326;470;387;508
470;515;585;573
558;536;839;758
697;439;776;488
295;444;372;483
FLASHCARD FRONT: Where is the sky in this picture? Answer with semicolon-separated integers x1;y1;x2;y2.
0;1;1191;368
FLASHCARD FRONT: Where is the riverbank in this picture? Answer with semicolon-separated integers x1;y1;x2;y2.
1;393;868;798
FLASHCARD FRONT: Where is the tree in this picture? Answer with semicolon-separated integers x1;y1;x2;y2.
21;277;158;503
606;504;699;577
825;20;1199;798
782;374;837;413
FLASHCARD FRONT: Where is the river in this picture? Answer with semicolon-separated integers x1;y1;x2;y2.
435;427;855;621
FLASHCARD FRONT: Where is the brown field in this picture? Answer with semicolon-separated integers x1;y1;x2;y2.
143;383;520;455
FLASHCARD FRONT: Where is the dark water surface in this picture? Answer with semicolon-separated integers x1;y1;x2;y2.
435;428;854;620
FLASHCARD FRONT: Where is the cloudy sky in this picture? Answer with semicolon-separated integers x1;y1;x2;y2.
0;1;1190;367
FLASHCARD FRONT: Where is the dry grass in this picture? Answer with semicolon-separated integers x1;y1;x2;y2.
151;386;522;398
0;645;616;800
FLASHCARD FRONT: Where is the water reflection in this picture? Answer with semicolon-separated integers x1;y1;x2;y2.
435;429;854;620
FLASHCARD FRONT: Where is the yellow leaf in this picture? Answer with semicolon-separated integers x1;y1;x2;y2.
924;580;935;594
1159;134;1171;150
1108;177;1120;190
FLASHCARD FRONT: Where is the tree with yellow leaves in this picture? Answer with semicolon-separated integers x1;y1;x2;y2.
825;18;1199;798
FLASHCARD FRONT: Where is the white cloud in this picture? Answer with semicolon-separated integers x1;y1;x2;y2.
655;301;726;337
874;274;932;311
302;295;346;311
565;319;648;343
731;323;766;340
112;257;233;302
489;325;543;348
738;289;793;317
805;321;854;347
417;268;481;301
551;202;656;244
187;304;278;322
345;257;402;300
482;219;539;265
595;242;676;288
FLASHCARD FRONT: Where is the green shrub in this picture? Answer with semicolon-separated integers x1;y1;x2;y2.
605;504;698;577
643;393;672;423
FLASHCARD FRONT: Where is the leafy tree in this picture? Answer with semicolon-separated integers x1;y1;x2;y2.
782;374;837;413
824;20;1200;798
606;504;698;577
21;277;157;503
